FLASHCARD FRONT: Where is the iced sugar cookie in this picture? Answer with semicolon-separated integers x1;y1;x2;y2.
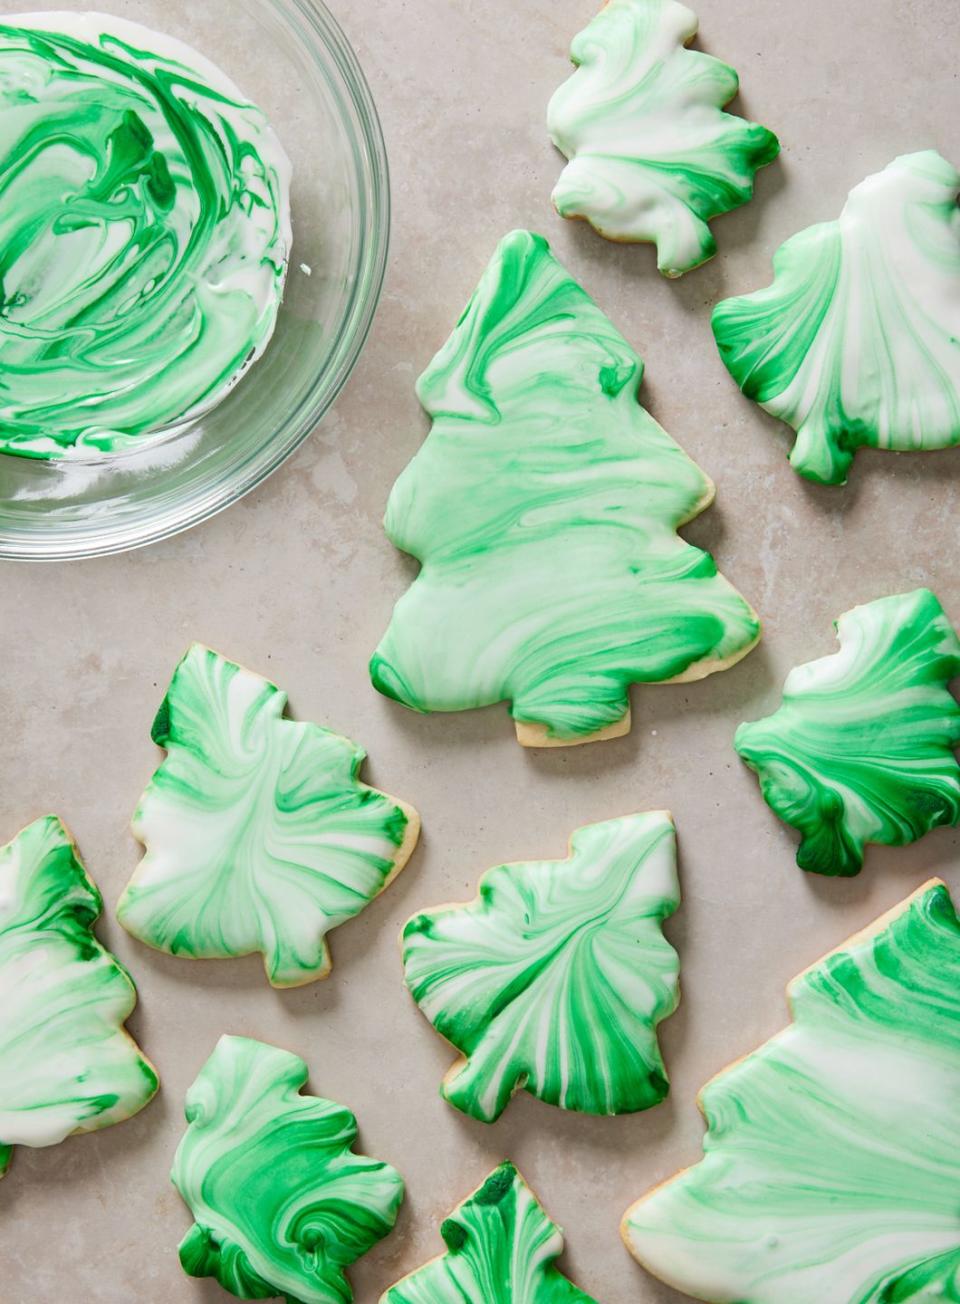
548;0;778;276
370;229;760;746
0;815;157;1177
0;12;291;457
713;151;960;484
402;812;680;1123
117;645;420;987
623;880;960;1303
736;589;960;876
381;1162;597;1303
173;1035;404;1304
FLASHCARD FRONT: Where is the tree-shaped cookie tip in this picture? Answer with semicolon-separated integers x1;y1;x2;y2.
117;644;420;986
623;880;960;1303
0;815;157;1177
370;228;760;746
381;1160;597;1303
402;812;680;1123
173;1035;404;1304
713;150;960;484
735;589;960;876
548;0;779;276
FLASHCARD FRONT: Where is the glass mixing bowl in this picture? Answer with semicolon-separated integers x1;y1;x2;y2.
0;0;389;559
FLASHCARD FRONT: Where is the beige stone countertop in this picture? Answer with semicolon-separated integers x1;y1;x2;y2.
2;0;960;1300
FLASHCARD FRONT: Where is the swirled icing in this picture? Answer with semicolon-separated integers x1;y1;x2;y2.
117;645;420;987
547;0;778;276
0;12;291;458
381;1161;597;1303
735;589;960;876
713;151;960;483
172;1035;404;1304
623;881;960;1304
0;815;157;1177
369;229;760;746
401;812;680;1124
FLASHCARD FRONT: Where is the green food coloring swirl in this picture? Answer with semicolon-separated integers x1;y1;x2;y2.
0;12;291;458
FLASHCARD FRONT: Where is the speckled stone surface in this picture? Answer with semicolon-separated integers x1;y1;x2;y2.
1;1;959;1301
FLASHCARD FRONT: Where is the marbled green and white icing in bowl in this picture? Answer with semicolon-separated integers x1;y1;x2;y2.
0;11;292;460
0;0;389;557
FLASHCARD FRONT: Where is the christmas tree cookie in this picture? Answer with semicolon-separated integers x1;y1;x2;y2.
370;230;760;746
0;815;157;1177
735;589;960;876
118;645;420;987
173;1036;404;1304
547;0;779;276
713;151;960;484
381;1162;596;1303
623;880;960;1303
401;812;680;1123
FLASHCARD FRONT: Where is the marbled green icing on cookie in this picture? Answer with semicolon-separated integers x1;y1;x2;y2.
0;11;291;458
713;151;960;484
548;0;778;276
117;645;419;987
402;812;680;1123
0;815;157;1177
370;230;759;745
381;1162;597;1304
623;880;960;1304
735;589;960;877
172;1035;404;1304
